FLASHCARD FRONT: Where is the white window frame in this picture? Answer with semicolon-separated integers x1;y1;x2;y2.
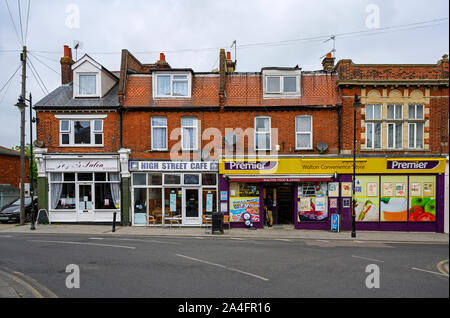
77;73;99;97
254;116;271;151
181;117;198;151
153;72;192;98
365;122;382;149
387;122;403;149
365;104;382;120
387;104;403;120
262;69;301;98
408;104;424;120
59;119;104;147
151;116;168;151
295;115;313;150
408;122;424;149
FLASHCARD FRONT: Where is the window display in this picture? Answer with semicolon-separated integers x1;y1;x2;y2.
297;182;328;222
229;183;260;223
380;175;408;221
409;176;436;222
354;176;380;222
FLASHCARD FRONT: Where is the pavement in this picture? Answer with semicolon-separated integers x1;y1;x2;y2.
0;223;448;243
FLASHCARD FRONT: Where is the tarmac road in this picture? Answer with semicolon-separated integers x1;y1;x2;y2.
0;233;448;298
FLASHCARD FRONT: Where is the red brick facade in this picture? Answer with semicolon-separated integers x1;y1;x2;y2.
0;150;29;188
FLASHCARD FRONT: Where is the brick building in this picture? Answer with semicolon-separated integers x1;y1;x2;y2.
0;146;29;208
33;45;449;232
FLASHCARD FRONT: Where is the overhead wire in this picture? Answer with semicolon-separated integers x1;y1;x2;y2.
27;58;48;95
17;0;24;44
24;0;31;44
0;64;21;94
4;0;23;46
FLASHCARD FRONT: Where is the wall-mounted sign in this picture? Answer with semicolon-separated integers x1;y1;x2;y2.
387;160;440;170
130;160;218;172
224;161;278;171
46;158;119;172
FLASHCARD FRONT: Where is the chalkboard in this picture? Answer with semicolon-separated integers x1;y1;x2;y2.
37;209;50;224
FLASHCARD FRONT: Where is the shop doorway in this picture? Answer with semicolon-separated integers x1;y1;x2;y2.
77;183;94;221
265;183;294;225
182;188;202;225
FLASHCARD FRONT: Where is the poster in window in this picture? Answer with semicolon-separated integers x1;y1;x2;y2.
220;191;228;201
383;183;394;197
300;197;311;212
341;182;352;197
170;192;177;212
315;197;326;212
410;183;422;197
395;183;405;197
220;202;228;213
343;198;351;208
328;183;339;197
206;192;213;212
229;197;260;223
330;198;337;209
355;179;362;193
423;182;434;196
367;183;378;197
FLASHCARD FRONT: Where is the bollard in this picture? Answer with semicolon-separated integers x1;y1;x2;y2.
30;208;36;230
112;211;117;232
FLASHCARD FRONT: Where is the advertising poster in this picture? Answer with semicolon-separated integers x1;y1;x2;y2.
229;197;260;223
409;176;436;222
170;192;177;212
220;191;228;201
341;182;352;197
330;198;338;209
383;182;394;197
328;183;339;197
380;176;408;221
355;176;380;222
298;197;328;222
410;183;422;197
206;192;213;212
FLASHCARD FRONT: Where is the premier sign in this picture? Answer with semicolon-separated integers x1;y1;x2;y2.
387;160;440;170
224;161;278;171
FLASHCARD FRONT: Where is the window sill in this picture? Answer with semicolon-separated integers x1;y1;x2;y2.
263;94;301;99
146;149;170;153
360;148;429;152
153;96;191;100
59;145;104;148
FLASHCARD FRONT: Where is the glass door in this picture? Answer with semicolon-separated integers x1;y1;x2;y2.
77;183;94;221
183;188;202;225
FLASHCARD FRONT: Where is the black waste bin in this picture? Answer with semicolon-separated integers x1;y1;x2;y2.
211;212;224;234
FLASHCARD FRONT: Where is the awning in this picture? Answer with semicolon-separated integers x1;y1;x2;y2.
225;174;334;183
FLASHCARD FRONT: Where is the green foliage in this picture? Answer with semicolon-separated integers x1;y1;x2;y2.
12;143;37;182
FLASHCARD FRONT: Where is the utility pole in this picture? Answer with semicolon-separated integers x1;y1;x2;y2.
18;45;27;225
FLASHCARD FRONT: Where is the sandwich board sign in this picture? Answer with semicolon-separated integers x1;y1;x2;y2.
331;213;340;232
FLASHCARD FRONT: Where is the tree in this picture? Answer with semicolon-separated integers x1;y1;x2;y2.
12;143;37;186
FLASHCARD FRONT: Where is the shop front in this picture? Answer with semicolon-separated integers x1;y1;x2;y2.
129;160;219;226
44;155;121;223
219;157;446;232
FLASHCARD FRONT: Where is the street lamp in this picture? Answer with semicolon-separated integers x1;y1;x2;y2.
15;97;26;226
352;93;362;238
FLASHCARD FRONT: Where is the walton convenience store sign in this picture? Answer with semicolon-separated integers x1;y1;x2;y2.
220;158;445;174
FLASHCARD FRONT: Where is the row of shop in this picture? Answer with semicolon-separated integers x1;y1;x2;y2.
35;151;447;232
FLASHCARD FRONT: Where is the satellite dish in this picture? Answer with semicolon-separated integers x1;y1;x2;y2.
33;140;44;148
316;142;328;153
201;150;210;161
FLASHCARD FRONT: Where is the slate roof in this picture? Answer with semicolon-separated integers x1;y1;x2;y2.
34;77;120;109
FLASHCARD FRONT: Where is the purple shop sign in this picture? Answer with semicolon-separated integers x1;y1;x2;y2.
225;161;278;171
387;160;440;170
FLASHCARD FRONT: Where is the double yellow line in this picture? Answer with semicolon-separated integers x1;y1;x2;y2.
436;259;449;277
0;267;57;298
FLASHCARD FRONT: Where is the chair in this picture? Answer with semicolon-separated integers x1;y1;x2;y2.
166;214;181;227
202;214;212;228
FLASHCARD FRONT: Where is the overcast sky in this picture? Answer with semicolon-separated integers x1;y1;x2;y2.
0;0;448;148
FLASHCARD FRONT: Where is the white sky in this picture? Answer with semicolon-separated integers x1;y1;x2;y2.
0;0;448;148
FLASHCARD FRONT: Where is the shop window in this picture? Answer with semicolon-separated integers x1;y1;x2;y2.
64;173;75;181
51;183;76;210
297;182;328;222
380;175;408;221
134;188;147;225
148;188;163;225
354;176;380;222
78;173;93;181
94;173;107;181
148;173;162;185
229;183;260;223
203;188;217;214
94;184;116;209
408;175;436;222
151;117;168;150
184;174;200;185
133;173;147;186
164;174;181;185
202;173;217;186
163;188;182;225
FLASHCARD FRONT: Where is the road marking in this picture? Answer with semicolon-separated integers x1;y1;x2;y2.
0;269;44;298
351;255;385;263
316;240;330;243
275;239;292;242
230;238;245;240
12;271;58;298
0;235;13;238
436;259;449;277
412;267;449;277
176;254;269;282
112;238;178;245
89;237;104;240
29;240;136;250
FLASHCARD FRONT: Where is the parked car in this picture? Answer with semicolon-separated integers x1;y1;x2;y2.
0;196;37;223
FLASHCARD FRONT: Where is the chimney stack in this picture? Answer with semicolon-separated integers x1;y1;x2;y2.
226;51;236;72
155;52;171;69
60;45;75;85
322;52;335;72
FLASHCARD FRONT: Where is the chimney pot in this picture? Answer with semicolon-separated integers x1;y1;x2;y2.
160;53;165;61
226;52;231;60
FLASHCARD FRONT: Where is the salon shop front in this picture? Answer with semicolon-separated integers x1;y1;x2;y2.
42;155;121;223
129;160;219;226
219;157;446;232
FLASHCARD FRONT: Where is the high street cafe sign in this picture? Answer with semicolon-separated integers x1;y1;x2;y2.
220;158;446;174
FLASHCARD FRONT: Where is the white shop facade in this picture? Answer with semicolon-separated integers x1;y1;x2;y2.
129;160;219;226
43;154;121;223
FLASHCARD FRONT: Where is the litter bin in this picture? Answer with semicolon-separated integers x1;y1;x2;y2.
212;212;224;234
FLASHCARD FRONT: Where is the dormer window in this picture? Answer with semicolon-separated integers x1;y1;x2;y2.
262;69;301;98
154;72;191;98
79;74;97;95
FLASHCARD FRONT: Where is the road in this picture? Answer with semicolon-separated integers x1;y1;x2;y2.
0;233;448;298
